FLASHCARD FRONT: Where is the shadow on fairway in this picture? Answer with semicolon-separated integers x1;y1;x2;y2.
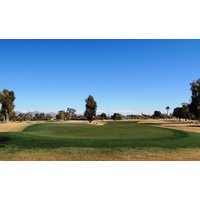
0;135;12;143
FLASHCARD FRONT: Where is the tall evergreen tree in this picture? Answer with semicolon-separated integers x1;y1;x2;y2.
84;95;97;122
0;89;16;123
190;79;200;120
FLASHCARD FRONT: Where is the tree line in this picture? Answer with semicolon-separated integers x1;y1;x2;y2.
1;78;200;123
0;94;98;123
145;79;200;121
172;78;200;121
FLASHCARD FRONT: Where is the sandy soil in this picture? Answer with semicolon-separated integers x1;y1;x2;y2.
138;119;200;133
91;121;106;126
161;124;200;133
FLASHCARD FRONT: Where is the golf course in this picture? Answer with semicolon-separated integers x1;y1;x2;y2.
1;120;200;161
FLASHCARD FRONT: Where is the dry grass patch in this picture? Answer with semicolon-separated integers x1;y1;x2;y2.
138;119;200;134
0;122;37;132
138;119;172;124
161;124;200;133
63;120;89;125
1;147;200;161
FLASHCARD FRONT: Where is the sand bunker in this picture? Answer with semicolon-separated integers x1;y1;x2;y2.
91;121;106;126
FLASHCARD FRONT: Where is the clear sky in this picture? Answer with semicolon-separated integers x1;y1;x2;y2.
0;39;199;115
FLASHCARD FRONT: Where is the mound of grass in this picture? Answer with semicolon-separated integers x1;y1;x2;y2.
0;121;200;149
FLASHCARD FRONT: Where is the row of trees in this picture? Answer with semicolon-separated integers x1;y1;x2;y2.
172;104;191;121
0;93;98;123
56;108;77;121
172;79;200;121
17;112;54;121
0;88;175;123
1;78;200;123
56;96;98;122
148;79;200;122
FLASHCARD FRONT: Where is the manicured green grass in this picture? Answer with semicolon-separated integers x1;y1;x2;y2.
22;122;173;139
0;121;200;149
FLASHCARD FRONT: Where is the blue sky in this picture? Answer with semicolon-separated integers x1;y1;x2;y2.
0;39;199;115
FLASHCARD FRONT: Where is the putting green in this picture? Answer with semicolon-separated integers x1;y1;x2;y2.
22;122;174;139
1;121;198;149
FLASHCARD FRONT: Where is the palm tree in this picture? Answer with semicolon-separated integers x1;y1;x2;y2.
166;106;170;116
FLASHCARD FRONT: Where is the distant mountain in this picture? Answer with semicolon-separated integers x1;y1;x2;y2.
47;112;57;117
15;111;57;117
15;111;21;116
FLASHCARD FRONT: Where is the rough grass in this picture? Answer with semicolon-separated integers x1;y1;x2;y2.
1;147;200;161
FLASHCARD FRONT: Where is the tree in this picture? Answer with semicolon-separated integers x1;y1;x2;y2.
34;113;40;120
10;111;17;121
173;107;183;121
100;113;107;120
66;108;76;121
166;106;170;116
46;114;53;120
182;104;190;121
111;113;123;120
190;79;200;120
39;113;45;120
84;95;97;122
173;106;190;121
56;110;66;120
153;111;162;119
25;112;33;121
0;89;16;123
18;113;25;122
